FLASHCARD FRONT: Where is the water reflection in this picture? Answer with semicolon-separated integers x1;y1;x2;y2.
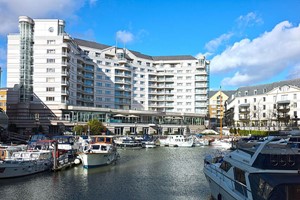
0;147;215;200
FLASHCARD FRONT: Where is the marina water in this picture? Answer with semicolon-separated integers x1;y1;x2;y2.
0;147;216;200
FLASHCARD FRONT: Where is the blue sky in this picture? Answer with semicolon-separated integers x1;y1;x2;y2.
0;0;300;90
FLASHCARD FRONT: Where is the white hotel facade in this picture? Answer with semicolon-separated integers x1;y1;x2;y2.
6;16;209;135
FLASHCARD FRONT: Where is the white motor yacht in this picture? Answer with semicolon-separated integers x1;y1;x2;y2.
159;135;193;147
79;135;119;168
203;136;300;200
0;150;53;178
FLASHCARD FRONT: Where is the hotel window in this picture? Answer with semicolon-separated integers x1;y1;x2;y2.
140;94;145;97
244;99;247;103
140;68;145;72
254;90;257;95
105;62;111;66
177;76;183;80
177;102;183;105
186;102;191;105
186;95;192;99
294;103;297;108
46;87;55;92
47;40;55;44
95;52;100;57
140;81;144;85
177;70;183;73
263;97;266;101
245;91;248;96
105;77;110;80
146;62;150;67
140;88;145;91
96;75;102;79
186;76;192;80
47;49;55;54
105;83;111;87
186;83;191;86
105;69;111;73
188;63;191;66
263;105;266;110
97;60;102;64
186;70;192;73
254;98;256;102
84;50;89;55
186;89;192;92
263;113;266;117
46;68;55;73
294;94;297;99
140;75;144;78
281;95;288;101
254;105;256;110
46;78;55;82
178;96;183;99
47;59;55;63
177;83;183;86
46;97;55;101
96;90;102;94
177;89;183;92
263;88;267;93
137;61;142;65
96;82;102;86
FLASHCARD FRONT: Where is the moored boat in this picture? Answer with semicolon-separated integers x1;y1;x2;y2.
79;135;119;168
0;150;53;178
114;136;143;149
203;136;300;200
159;135;193;147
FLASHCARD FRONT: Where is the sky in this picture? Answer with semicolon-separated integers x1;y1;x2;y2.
0;0;300;90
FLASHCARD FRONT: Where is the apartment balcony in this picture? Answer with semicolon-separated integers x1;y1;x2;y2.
61;80;69;85
115;86;131;91
115;79;131;85
118;58;127;65
277;101;290;112
239;114;250;121
239;104;250;113
148;84;157;88
61;70;69;76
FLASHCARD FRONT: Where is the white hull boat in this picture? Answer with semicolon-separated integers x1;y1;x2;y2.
204;136;300;200
0;150;53;178
79;135;119;168
159;135;193;147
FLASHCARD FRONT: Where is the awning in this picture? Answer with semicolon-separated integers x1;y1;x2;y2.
127;115;139;118
114;114;125;117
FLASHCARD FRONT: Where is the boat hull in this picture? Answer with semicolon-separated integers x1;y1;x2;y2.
0;160;52;178
79;152;119;168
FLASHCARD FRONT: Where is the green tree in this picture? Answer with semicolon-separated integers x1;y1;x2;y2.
87;119;107;135
73;125;84;135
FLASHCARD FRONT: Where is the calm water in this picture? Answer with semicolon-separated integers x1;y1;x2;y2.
0;146;217;200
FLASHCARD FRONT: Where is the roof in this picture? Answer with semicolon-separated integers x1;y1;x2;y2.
74;38;197;61
235;78;300;97
74;38;111;50
208;90;235;99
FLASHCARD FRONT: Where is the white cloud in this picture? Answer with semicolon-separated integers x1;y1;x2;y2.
237;12;263;28
205;32;233;52
210;21;300;87
116;30;134;44
0;0;89;36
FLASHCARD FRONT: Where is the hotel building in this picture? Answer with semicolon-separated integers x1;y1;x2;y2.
6;16;210;135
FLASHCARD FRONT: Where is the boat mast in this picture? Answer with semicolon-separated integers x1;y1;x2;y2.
219;86;222;139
